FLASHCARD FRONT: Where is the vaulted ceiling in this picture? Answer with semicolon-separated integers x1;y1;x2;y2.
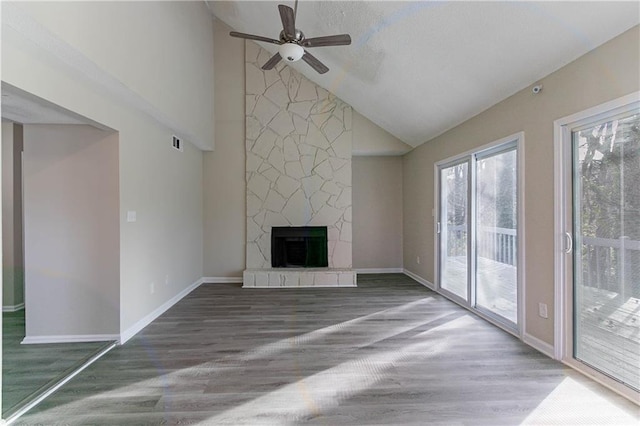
210;1;639;147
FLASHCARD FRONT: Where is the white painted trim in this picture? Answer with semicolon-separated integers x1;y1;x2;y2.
435;131;525;169
553;111;570;361
356;268;404;274
522;333;554;358
433;162;440;292
21;334;119;345
3;342;116;425
119;278;203;344
1;3;208;150
2;303;25;312
403;269;435;290
201;277;243;284
516;134;526;339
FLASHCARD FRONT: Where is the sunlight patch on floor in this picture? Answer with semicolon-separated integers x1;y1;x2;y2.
198;316;476;425
240;297;435;361
521;376;639;425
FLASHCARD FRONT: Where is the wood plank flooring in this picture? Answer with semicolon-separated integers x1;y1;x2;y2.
2;310;112;417
14;274;639;425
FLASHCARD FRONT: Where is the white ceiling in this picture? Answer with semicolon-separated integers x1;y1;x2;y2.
210;1;639;147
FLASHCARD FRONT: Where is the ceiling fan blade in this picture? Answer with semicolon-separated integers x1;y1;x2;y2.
262;53;282;70
278;4;296;39
302;50;329;74
229;31;280;45
302;34;352;48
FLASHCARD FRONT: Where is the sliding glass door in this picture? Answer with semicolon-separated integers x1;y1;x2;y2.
571;111;640;391
437;137;520;329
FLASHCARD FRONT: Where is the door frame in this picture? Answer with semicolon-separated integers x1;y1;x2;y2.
434;132;525;337
553;91;640;402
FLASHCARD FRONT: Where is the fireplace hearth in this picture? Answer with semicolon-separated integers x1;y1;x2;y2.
271;226;328;268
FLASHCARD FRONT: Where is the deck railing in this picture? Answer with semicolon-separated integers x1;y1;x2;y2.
580;235;640;299
445;225;517;266
477;227;517;266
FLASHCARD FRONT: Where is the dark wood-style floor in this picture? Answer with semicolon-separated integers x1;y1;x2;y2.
15;274;639;425
2;310;110;416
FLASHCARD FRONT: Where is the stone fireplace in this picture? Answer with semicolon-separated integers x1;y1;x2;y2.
242;42;356;288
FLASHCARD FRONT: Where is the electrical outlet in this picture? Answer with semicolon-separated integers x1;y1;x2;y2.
416;256;420;264
538;303;548;319
165;275;169;286
150;282;155;294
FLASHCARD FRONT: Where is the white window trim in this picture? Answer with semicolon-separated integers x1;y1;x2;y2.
433;132;525;338
553;91;640;403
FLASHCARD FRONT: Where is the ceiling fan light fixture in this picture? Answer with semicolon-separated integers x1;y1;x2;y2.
279;42;304;62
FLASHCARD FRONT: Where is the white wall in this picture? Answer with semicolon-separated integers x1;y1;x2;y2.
352;157;403;270
2;2;209;336
352;114;412;156
403;25;640;345
7;1;215;149
203;19;246;278
23;125;119;338
2;122;24;310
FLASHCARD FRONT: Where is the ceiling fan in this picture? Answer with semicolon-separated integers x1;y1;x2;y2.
229;0;351;74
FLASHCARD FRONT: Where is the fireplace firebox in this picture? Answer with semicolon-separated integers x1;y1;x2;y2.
271;226;328;268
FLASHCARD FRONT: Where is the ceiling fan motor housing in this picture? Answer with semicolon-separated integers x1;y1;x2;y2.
280;29;304;43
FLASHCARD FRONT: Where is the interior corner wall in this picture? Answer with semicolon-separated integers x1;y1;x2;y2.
2;2;208;336
2;122;24;309
352;113;413;156
352;156;403;270
402;25;640;346
23;125;119;337
203;19;246;278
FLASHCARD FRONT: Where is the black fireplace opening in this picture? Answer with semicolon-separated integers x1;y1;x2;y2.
271;226;328;268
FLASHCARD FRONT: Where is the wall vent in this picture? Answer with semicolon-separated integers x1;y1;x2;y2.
172;135;183;152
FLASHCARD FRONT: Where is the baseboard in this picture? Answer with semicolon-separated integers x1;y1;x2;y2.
3;302;25;312
403;269;435;290
119;277;203;344
356;268;404;274
21;334;119;344
202;276;243;284
523;332;555;358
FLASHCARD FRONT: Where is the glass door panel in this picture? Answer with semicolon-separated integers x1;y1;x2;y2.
475;148;518;324
439;162;469;300
572;112;640;391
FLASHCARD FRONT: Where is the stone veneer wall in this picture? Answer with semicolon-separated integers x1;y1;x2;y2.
244;42;354;287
